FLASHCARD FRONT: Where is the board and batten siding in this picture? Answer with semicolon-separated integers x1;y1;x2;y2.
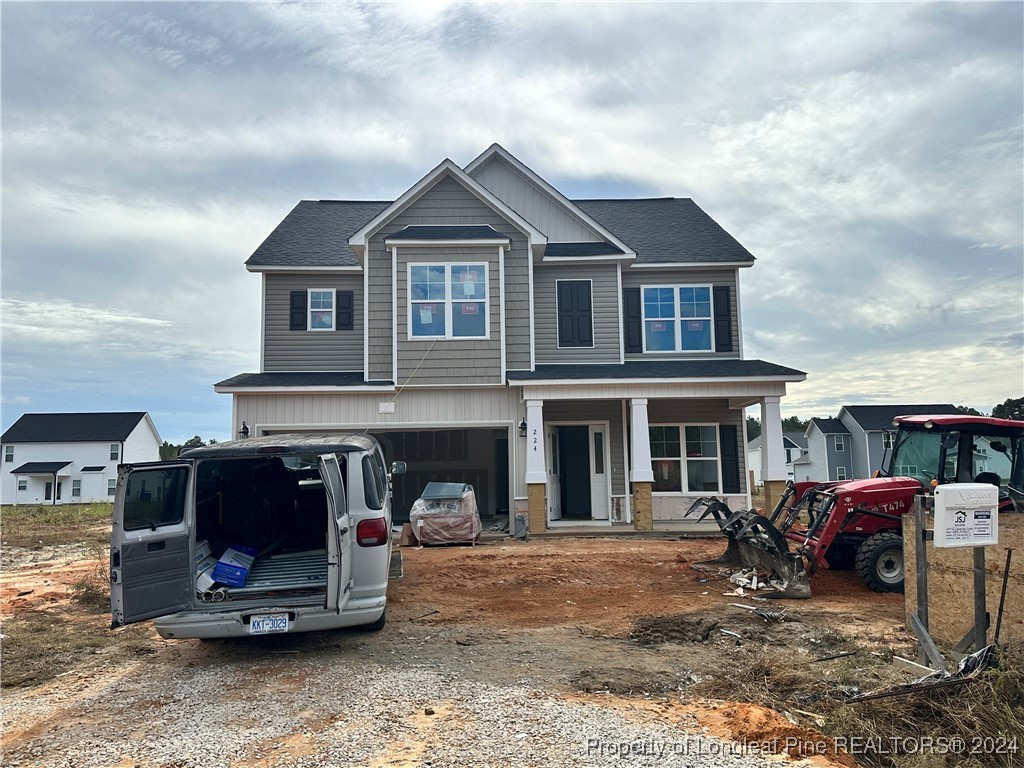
233;386;529;498
543;400;626;496
534;264;621;365
621;267;740;360
396;246;502;385
365;176;532;381
470;155;603;242
264;273;364;372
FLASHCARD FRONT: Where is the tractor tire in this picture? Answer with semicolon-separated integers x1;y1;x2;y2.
855;532;905;593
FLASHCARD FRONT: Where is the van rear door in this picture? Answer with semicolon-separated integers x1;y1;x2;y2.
319;454;353;613
110;461;193;628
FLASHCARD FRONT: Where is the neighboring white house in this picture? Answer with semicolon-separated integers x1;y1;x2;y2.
1;412;162;505
747;431;808;486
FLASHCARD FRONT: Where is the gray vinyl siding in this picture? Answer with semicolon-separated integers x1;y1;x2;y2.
621;267;740;360
396;246;502;385
470;155;602;242
544;400;626;495
263;273;363;372
647;399;748;492
365;176;532;383
534;264;621;364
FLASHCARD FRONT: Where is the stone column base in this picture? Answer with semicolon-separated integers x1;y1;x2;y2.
632;482;653;531
763;480;789;513
527;483;547;534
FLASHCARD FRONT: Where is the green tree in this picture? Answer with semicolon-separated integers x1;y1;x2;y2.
746;415;761;439
159;441;179;460
781;415;809;433
992;397;1024;420
181;436;206;450
955;404;985;417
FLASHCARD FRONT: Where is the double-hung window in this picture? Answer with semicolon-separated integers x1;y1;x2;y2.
642;285;713;352
4;446;12;462
650;424;721;493
308;289;335;330
110;443;119;461
409;263;488;339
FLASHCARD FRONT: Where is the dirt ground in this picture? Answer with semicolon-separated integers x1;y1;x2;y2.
1;535;919;767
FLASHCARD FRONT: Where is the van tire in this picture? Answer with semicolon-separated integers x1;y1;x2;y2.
358;608;387;632
855;532;905;593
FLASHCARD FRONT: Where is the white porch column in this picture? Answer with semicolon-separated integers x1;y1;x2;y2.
760;396;788;481
524;399;546;484
629;398;654;482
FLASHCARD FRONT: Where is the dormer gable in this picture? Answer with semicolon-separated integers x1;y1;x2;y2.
347;158;545;262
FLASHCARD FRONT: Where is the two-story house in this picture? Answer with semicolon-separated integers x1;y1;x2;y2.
747;430;808;485
797;404;959;482
1;412;162;504
215;145;805;532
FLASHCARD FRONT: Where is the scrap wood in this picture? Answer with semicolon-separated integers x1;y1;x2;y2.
811;650;857;663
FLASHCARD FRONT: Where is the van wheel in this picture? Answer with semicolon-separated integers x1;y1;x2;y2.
359;608;386;632
855;532;904;593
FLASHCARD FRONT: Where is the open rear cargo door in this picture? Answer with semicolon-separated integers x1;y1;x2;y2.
320;454;353;613
110;461;193;627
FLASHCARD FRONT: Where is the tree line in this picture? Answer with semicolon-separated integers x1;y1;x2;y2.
159;436;218;460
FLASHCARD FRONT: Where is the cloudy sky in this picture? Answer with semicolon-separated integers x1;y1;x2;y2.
2;1;1021;443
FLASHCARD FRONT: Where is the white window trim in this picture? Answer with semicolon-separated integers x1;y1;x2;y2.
307;288;336;332
407;262;490;341
107;479;116;496
72;479;82;497
649;422;723;495
4;446;13;462
836;466;848;481
554;278;595;350
640;284;715;354
17;479;27;490
110;443;119;461
834;435;845;452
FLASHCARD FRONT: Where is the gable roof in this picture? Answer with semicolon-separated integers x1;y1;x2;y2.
347;159;545;261
809;417;849;435
244;149;757;270
783;431;808;449
841;404;959;431
2;412;150;444
576;198;755;265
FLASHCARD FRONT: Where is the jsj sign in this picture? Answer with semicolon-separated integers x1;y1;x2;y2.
933;483;1000;548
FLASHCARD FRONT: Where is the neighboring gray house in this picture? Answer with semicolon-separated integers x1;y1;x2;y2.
797;404;959;482
216;145;805;531
1;412;161;505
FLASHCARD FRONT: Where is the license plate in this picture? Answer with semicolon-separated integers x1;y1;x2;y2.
249;613;289;635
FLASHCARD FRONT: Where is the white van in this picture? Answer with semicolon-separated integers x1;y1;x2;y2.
110;434;405;639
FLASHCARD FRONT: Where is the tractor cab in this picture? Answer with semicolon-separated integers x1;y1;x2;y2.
886;415;1024;512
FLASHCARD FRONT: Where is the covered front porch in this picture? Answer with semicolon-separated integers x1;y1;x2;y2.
508;361;805;533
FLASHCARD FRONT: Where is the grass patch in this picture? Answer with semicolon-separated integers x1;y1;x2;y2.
1;502;112;547
691;643;1024;768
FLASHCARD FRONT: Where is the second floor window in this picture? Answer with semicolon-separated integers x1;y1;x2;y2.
409;263;488;339
110;443;120;461
642;285;713;352
833;435;845;452
4;446;12;462
308;289;335;330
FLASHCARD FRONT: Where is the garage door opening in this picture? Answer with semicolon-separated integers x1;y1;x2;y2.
372;428;510;526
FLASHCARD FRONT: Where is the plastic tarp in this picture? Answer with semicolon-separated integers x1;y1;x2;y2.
409;483;482;545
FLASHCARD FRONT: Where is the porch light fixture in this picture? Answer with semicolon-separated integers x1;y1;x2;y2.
518;419;527;438
238;421;250;439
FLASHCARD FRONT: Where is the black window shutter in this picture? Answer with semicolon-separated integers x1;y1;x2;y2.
336;290;354;331
575;282;593;346
289;290;307;331
557;281;576;346
720;424;741;493
624;287;642;353
713;286;732;352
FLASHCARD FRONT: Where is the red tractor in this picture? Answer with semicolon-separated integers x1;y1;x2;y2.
693;415;1024;598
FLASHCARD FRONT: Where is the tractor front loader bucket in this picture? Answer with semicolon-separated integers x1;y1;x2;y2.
688;496;812;599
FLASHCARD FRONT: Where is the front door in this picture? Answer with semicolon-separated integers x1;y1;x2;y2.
558;426;592;519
